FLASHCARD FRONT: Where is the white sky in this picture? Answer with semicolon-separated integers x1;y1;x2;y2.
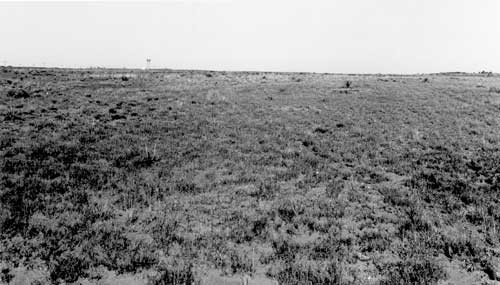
0;0;499;73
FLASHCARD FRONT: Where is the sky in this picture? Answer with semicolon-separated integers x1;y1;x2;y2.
0;0;499;73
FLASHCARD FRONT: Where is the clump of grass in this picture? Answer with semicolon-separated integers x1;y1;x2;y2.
398;204;433;236
272;260;344;285
112;144;159;169
151;263;196;285
275;197;305;223
380;258;447;285
174;180;199;194
4;107;22;121
326;178;344;199
251;178;279;200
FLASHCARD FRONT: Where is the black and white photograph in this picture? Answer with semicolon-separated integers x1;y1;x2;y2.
0;1;499;284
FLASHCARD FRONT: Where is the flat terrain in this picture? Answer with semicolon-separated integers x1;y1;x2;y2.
1;67;500;284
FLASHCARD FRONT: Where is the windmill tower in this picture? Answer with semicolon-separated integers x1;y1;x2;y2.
146;58;151;70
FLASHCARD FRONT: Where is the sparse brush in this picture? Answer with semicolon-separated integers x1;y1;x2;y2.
3;67;500;284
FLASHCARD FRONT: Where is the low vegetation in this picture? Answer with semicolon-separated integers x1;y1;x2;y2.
1;67;500;284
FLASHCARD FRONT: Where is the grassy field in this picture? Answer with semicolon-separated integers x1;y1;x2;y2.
1;67;500;284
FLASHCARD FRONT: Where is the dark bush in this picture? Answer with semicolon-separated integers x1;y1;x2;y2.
0;266;14;283
313;127;329;134
482;259;498;281
6;88;30;98
489;87;500;94
399;206;432;236
50;251;89;283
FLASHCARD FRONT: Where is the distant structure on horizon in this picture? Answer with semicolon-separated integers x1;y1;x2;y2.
145;58;151;70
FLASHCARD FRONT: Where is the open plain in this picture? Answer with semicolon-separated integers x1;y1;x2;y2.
1;67;500;284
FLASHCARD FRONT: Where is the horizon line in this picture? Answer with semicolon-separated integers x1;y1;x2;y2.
1;65;497;77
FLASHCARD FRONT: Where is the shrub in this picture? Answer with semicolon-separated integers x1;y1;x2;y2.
398;205;433;236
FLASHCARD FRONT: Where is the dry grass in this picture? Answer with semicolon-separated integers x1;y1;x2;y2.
1;67;500;284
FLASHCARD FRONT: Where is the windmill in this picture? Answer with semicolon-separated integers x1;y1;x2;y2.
146;58;151;70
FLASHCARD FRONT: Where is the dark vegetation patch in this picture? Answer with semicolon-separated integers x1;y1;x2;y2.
6;88;30;98
313;126;329;134
489;87;500;93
